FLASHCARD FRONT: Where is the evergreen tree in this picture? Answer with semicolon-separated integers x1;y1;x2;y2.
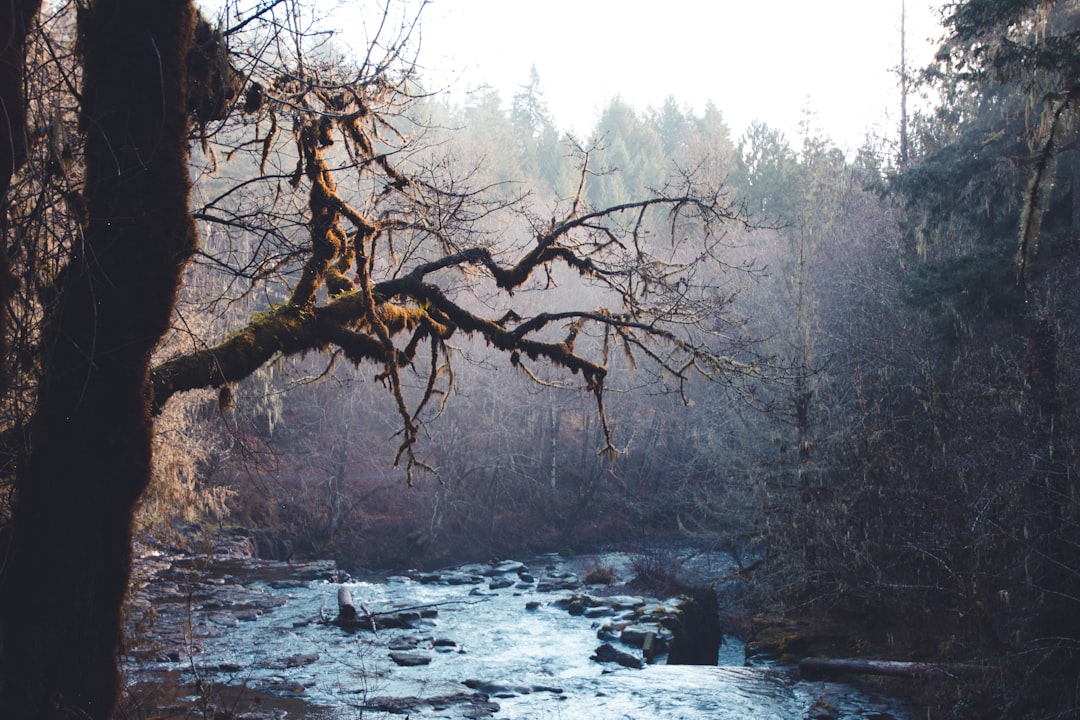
587;97;665;208
735;121;797;222
510;66;567;194
651;95;690;158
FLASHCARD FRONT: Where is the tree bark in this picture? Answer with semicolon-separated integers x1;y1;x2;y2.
0;2;196;718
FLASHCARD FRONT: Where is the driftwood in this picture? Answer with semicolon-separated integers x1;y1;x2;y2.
324;590;488;631
800;657;954;680
337;586;357;622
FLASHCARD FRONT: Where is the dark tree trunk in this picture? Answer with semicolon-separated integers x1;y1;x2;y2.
0;2;196;718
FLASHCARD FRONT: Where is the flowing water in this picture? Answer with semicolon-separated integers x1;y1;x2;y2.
125;550;912;719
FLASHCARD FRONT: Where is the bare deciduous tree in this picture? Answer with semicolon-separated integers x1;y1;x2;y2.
0;2;759;718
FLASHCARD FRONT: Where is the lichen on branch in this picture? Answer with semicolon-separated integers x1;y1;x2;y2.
153;0;759;473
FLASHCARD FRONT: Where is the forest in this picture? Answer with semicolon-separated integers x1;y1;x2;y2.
0;0;1079;718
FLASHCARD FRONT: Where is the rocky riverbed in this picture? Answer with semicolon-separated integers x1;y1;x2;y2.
123;540;913;719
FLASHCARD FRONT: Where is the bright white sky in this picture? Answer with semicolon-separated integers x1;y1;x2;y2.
411;1;946;152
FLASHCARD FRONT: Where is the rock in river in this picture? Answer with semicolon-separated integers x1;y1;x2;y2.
591;642;644;669
389;651;432;667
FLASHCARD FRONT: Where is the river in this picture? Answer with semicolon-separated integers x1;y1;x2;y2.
124;547;912;719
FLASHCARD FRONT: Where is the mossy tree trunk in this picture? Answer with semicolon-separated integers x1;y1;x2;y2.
0;1;197;718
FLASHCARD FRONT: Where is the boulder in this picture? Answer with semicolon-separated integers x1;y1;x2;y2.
387;636;421;651
584;606;615;619
485;560;525;576
154;645;196;663
443;572;483;586
257;678;310;695
464;679;512;695
591;642;643;669
665;591;723;665
274;558;337;582
281;652;319;668
206;612;240;628
596;623;621;642
390;651;432;667
620;624;671;651
600;595;647;610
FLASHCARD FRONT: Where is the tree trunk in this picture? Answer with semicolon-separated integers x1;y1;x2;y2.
0;2;196;719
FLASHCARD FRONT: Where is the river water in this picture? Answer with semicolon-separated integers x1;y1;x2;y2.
124;549;912;719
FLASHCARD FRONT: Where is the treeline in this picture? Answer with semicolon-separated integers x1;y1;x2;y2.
750;3;1080;718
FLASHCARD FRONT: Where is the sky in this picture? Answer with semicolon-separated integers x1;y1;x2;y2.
411;1;946;152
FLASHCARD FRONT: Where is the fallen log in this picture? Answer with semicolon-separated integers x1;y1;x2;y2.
369;598;487;617
323;596;490;631
800;657;953;680
337;586;358;622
